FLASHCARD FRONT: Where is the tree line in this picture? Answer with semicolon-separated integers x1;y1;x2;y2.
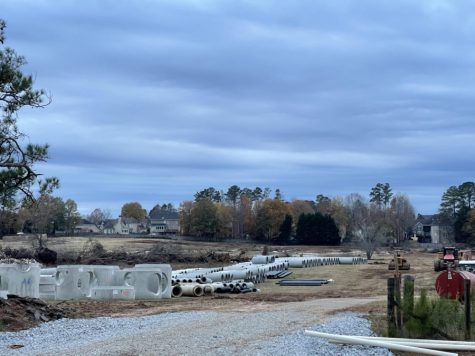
2;19;474;251
439;181;475;243
178;184;419;258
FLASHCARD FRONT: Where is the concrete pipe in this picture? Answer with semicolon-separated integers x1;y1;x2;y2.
202;284;214;295
215;286;231;293
203;272;225;282
180;284;204;297
171;285;183;297
226;270;247;280
338;257;354;265
251;255;268;264
195;276;208;284
240;282;255;289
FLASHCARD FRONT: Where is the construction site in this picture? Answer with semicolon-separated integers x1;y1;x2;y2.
0;237;474;355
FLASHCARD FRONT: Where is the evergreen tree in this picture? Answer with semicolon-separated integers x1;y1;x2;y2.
277;214;293;244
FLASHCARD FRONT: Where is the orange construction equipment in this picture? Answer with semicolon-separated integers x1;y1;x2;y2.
388;252;410;271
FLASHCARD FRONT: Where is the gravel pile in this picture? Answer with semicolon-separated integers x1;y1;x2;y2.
0;312;393;355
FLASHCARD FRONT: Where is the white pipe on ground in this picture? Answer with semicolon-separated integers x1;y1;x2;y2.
329;340;474;352
355;336;475;349
304;331;457;356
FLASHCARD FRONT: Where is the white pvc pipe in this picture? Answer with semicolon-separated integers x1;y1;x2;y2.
356;336;475;347
329;339;474;351
304;331;457;356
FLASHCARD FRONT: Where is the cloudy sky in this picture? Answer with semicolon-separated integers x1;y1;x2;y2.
2;0;475;216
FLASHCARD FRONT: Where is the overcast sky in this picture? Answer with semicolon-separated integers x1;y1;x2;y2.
2;0;475;217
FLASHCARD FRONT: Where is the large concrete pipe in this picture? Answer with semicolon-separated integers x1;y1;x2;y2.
202;284;214;295
338;257;355;265
171;285;183;297
180;284;204;297
225;269;248;280
251;255;275;264
203;271;225;282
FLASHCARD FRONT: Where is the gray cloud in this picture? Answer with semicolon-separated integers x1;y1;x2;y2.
3;0;475;215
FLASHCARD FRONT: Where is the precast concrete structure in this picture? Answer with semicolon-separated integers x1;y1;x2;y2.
0;262;40;299
55;265;95;300
91;286;135;300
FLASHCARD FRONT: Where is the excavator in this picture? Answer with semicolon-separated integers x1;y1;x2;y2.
388;251;410;271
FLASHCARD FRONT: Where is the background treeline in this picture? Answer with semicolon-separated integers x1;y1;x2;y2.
179;183;417;251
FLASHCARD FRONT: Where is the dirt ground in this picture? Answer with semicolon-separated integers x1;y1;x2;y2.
0;237;447;331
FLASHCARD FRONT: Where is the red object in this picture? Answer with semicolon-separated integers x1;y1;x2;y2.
444;253;455;261
435;270;475;301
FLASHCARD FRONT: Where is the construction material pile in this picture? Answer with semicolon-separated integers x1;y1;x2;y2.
171;254;366;296
0;253;366;300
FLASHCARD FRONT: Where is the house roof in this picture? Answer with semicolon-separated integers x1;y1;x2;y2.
149;210;179;220
416;214;451;226
122;217;139;224
103;219;118;229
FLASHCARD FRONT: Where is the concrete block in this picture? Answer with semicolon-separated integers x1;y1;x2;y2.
0;263;40;298
91;286;135;300
55;265;95;300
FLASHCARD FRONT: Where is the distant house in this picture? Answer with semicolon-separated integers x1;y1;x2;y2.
149;210;179;235
413;214;454;244
102;217;147;235
103;219;125;235
74;220;101;234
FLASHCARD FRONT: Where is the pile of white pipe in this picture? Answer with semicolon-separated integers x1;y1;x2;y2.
274;255;366;268
171;254;366;288
304;330;475;356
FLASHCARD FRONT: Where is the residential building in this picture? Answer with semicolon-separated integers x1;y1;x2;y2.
149;210;179;235
413;214;454;244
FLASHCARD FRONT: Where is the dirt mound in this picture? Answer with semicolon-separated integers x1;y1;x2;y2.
0;295;70;331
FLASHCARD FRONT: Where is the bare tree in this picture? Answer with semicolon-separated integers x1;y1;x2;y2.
388;194;416;244
346;194;388;259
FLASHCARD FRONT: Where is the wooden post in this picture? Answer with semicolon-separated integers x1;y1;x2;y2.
394;275;402;330
403;275;415;324
388;277;396;336
465;278;471;340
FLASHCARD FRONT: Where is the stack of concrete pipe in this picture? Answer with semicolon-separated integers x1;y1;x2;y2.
274;255;367;268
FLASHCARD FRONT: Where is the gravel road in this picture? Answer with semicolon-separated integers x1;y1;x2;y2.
0;297;390;355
